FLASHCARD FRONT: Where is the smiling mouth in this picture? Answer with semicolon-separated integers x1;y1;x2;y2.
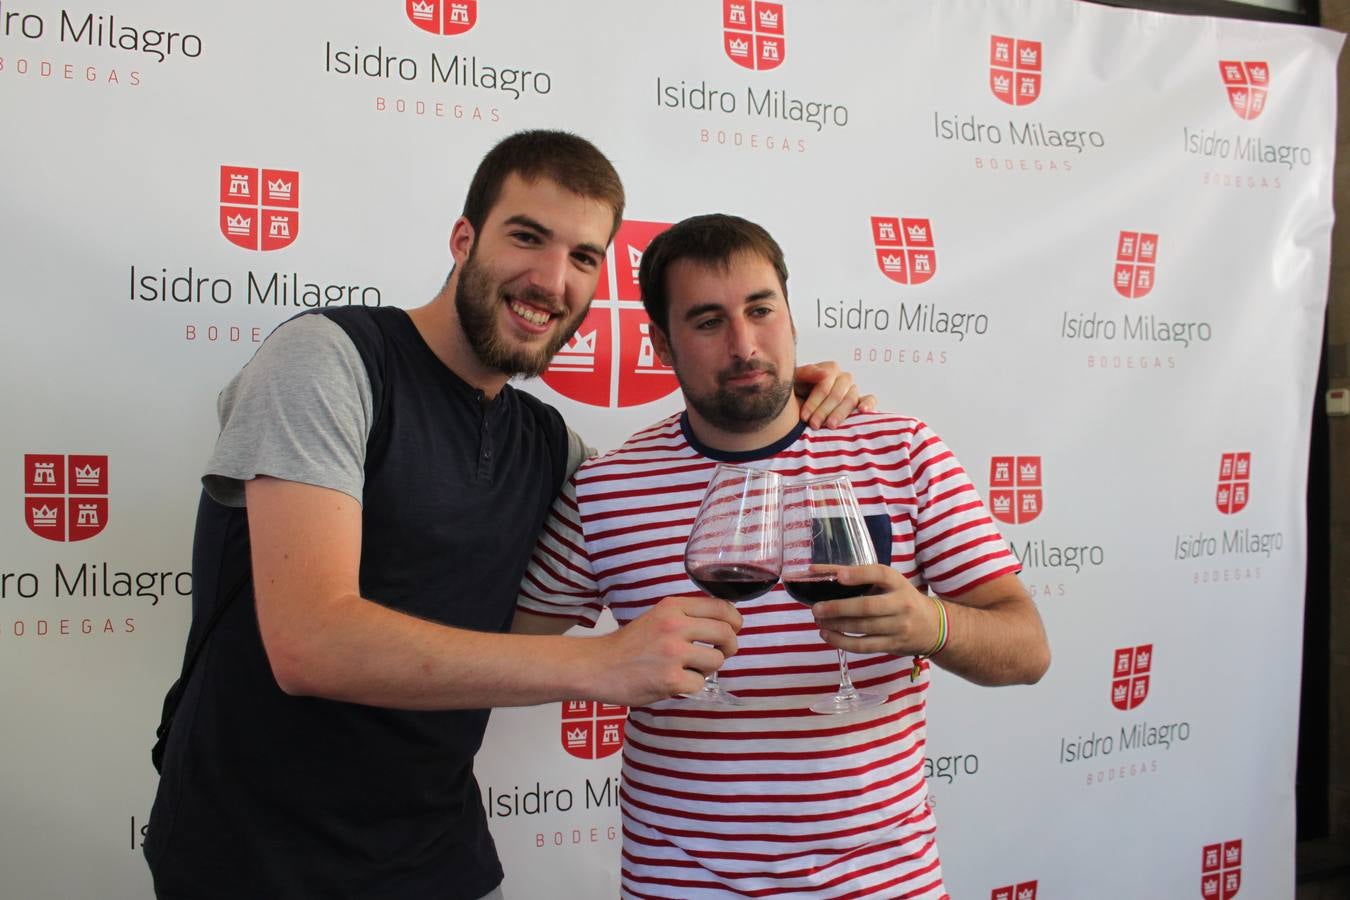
508;298;554;327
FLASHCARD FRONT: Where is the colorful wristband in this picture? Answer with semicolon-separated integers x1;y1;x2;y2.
910;595;948;682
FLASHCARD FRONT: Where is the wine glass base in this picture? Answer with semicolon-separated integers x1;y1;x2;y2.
810;690;887;715
680;683;747;707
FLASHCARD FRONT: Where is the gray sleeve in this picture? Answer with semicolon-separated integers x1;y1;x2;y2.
565;425;598;479
202;314;373;508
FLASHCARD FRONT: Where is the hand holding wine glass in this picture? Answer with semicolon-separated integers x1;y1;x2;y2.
782;475;887;714
683;464;783;706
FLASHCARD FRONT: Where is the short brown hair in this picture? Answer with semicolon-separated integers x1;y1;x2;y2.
462;130;625;240
638;214;789;333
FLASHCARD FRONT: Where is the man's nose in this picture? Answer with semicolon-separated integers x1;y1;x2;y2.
528;247;568;301
726;317;756;360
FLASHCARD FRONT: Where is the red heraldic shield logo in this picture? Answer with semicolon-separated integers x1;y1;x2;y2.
220;166;300;252
560;700;627;760
1219;60;1269;121
989;455;1041;525
991;882;1038;900
723;0;784;71
871;216;936;286
1216;452;1251;515
542;219;680;408
406;0;477;36
1111;644;1152;710
24;453;109;542
1114;231;1158;299
1202;840;1242;899
990;35;1041;106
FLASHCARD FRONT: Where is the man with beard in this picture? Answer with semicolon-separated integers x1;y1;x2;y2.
144;134;869;900
516;214;1051;900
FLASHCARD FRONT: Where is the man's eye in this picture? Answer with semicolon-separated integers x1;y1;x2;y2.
695;318;721;330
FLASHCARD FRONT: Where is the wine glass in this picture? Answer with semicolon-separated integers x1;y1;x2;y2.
683;464;783;706
782;475;887;714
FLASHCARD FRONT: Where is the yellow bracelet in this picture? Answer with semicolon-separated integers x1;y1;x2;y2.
910;595;948;682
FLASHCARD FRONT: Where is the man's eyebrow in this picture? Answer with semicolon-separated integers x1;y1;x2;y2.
682;289;778;321
502;214;606;258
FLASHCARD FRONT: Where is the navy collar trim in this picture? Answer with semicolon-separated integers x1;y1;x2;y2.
679;411;807;462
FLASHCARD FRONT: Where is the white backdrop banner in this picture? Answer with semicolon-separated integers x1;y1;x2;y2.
0;1;1340;898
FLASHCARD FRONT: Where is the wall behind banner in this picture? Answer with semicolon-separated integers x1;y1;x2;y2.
0;1;1341;898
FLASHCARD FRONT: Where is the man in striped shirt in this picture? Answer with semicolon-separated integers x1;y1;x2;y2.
515;214;1050;899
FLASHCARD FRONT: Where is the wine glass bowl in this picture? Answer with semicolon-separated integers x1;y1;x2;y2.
782;475;888;714
682;464;783;706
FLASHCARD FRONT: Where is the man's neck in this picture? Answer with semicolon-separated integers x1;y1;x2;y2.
683;396;804;454
406;286;510;399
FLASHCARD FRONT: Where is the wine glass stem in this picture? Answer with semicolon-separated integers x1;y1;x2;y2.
835;650;860;700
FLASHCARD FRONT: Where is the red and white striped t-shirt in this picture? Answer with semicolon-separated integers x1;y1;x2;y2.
518;412;1019;899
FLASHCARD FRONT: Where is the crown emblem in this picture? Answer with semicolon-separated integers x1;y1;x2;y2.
992;495;1011;513
266;178;293;199
1116;270;1132;286
563;329;597;355
73;463;101;485
1225;845;1240;863
758;8;778;28
30;504;59;526
1139;238;1155;256
411;0;435;20
1017;889;1035;900
1234;457;1249;477
879;253;904;272
906;223;928;242
565;726;588;746
993;74;1010;92
1019;462;1038;481
226;213;252;234
1112;683;1128;702
1019;46;1038;66
1135;649;1150;667
728;37;750;56
1232;89;1248;105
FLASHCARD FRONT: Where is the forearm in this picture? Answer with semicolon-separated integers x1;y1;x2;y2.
929;594;1050;686
265;593;606;709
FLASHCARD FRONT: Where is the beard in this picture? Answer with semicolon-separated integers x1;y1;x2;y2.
676;357;794;433
454;247;588;378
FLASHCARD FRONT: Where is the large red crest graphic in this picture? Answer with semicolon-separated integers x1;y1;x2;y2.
560;700;627;760
1111;644;1152;711
1202;840;1242;899
541;220;680;409
989;456;1041;525
992;882;1038;900
1219;60;1269;121
406;0;477;35
990;35;1041;106
24;453;109;542
871;216;936;286
1114;231;1158;299
723;0;784;71
220;166;299;252
1216;452;1251;515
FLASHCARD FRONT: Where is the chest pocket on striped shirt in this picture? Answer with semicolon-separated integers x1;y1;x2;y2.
864;513;893;566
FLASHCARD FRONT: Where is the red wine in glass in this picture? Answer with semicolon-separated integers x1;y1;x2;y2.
688;562;781;603
782;479;887;714
682;464;783;706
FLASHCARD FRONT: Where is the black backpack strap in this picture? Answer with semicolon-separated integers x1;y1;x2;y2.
152;308;394;773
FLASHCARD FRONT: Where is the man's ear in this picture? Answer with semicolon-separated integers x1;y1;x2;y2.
650;323;674;367
449;216;476;265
